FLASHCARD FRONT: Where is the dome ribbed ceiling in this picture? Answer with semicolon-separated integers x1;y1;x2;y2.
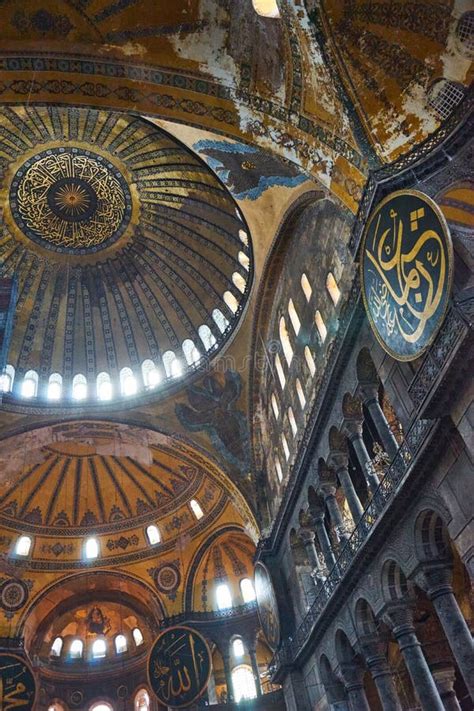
0;106;252;403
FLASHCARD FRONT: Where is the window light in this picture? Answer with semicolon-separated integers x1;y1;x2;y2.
296;378;306;409
275;457;283;482
85;537;99;560
15;535;32;556
92;638;107;659
304;346;316;376
133;627;144;646
281;433;290;461
22;371;38;398
301;273;312;302
252;0;280;18
238;251;250;270
233;638;245;657
198;324;217;350
216;583;232;610
279;317;293;367
190;499;204;520
232;272;246;293
326;272;341;306
288;299;301;336
224;290;239;314
115;634;127;654
146;525;160;545
212;308;229;334
97;372;113;401
51;637;63;657
288;407;297;437
120;367;137;396
47;373;62;400
72;373;87;400
271;393;279;419
183;339;200;366
69;639;83;659
315;311;327;343
240;578;256;603
232;665;257;702
275;353;286;389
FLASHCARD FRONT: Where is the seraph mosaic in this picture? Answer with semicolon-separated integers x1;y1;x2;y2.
193;139;307;200
175;371;250;473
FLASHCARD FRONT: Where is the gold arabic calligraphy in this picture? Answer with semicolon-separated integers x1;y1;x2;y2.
0;659;34;711
365;203;447;346
151;629;210;705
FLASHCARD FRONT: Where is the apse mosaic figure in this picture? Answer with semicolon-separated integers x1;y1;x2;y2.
361;190;453;361
148;626;211;708
0;653;36;710
254;562;280;651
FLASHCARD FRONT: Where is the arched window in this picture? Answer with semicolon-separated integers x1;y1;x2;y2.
274;353;286;389
279;317;293;366
97;372;112;401
85;537;99;560
142;359;160;388
457;12;474;55
0;365;15;393
132;628;144;647
238;229;249;246
314;311;327;343
22;370;38;398
252;0;280;18
15;535;32;556
288;407;297;437
238;251;250;270
163;351;181;379
212;308;229;334
72;373;87;400
301;273;312;302
326;272;341;306
288;299;301;336
232;272;246;294
271;393;279;419
146;524;161;545
224;290;239;314
89;704;113;711
115;634;127;654
47;373;62;400
304;346;316;376
135;689;150;711
50;637;63;657
275;456;283;482
198;324;216;350
92;638;107;659
182;339;200;366
233;638;245;658
281;433;290;461
69;639;83;659
120;367;137;396
240;578;256;603
190;499;204;520
48;704;65;711
296;378;306;409
232;665;257;702
216;583;232;610
428;79;465;120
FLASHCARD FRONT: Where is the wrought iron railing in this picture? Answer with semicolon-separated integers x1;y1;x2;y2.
162;601;258;627
272;418;435;670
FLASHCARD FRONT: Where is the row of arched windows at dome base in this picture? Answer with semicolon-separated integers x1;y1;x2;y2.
0;310;234;403
49;689;150;711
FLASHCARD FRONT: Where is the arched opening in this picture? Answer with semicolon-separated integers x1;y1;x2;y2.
240;578;256;603
275;456;283;482
50;637;63;657
304;346;316;376
296;378;306;408
0;364;15;392
91;638;107;659
216;582;232;610
224;290;239;314
314;310;327;343
146;524;161;546
84;537;99;560
428;79;465;120
190;498;204;520
238;251;250;270
233;637;245;658
89;704;113;711
132;628;144;647
271;392;279;419
69;638;83;659
96;372;113;401
22;370;38;398
120;367;137;396
15;535;32;556
281;433;290;461
212;308;229;333
134;689;150;711
279;316;293;366
252;0;280;19
275;353;286;389
182;339;200;366
163;350;181;378
288;299;301;335
47;373;62;400
72;373;87;400
232;664;257;701
114;634;127;654
141;359;160;388
198;324;217;350
326;272;341;306
301;273;312;302
232;271;246;293
288;407;297;437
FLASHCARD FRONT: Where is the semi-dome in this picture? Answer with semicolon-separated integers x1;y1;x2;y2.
0;106;253;405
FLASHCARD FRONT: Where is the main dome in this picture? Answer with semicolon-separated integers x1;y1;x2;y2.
0;106;252;404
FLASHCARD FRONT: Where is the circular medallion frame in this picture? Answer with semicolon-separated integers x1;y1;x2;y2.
0;578;29;612
360;189;453;361
254;561;280;651
0;653;36;709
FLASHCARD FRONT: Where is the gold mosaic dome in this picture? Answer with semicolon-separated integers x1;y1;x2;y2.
0;106;253;404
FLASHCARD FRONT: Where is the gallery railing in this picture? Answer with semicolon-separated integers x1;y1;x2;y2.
163;601;258;627
272;416;436;672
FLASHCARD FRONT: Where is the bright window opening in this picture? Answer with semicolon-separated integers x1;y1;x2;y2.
47;373;62;400
72;373;87;400
97;372;113;401
115;634;127;654
216;583;232;610
133;628;144;647
51;637;63;657
315;311;327;343
163;351;181;379
233;638;245;657
238;229;249;246
22;370;38;398
224;290;239;314
89;704;113;711
232;272;246;294
288;407;297;437
238;251;250;270
232;665;257;702
0;365;14;393
15;535;32;556
304;346;316;376
326;272;341;306
85;537;99;560
281;433;290;461
135;689;150;711
271;393;279;419
275;353;286;389
142;359;160;388
190;499;204;520
198;324;217;350
279;317;293;367
252;0;280;18
182;339;200;366
120;367;137;397
288;299;301;336
212;308;229;334
296;378;306;409
92;638;107;659
69;639;83;659
146;525;161;545
428;79;465;121
275;457;283;482
240;578;256;603
301;273;312;302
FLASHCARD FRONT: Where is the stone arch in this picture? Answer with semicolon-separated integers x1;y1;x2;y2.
414;508;452;564
381;559;412;603
319;653;347;706
354;598;379;638
356;347;378;386
342;392;363;420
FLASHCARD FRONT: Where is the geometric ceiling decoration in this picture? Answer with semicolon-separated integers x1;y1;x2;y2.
0;106;252;404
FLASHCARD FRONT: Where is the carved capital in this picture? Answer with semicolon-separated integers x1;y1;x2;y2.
339;661;365;690
412;563;453;600
297;527;316;546
381;602;416;635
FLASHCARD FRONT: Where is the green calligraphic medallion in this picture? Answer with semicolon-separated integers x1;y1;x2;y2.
361;190;453;361
0;653;36;709
147;625;212;708
254;562;280;650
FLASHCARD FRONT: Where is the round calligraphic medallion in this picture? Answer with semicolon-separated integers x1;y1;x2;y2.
9;147;132;254
154;563;181;597
254;562;280;651
361;190;453;361
0;578;29;612
148;626;212;708
0;653;36;709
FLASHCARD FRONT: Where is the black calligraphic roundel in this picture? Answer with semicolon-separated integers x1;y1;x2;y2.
254;562;280;651
0;653;37;709
148;626;212;708
361;190;453;361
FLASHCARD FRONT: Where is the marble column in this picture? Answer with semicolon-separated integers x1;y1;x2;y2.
361;638;402;711
312;511;338;571
384;604;444;711
432;665;462;711
339;663;371;711
418;565;474;699
248;644;262;697
344;420;380;495
298;527;324;580
330;453;364;524
320;483;350;543
222;650;234;702
361;384;399;460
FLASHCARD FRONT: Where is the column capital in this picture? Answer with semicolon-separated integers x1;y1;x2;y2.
319;481;337;498
339;661;365;691
358;382;380;405
343;418;364;440
328;451;349;472
297;527;316;545
412;562;454;599
381;601;416;636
